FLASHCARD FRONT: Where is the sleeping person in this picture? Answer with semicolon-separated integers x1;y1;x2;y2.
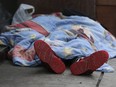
0;13;115;75
33;17;115;75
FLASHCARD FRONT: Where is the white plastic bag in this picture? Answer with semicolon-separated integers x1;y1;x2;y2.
12;4;35;24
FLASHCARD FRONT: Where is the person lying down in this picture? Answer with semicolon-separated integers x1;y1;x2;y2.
0;13;115;75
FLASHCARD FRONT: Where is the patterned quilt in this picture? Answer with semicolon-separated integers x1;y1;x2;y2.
0;13;115;72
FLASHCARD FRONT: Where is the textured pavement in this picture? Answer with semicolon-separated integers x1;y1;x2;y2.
0;59;116;87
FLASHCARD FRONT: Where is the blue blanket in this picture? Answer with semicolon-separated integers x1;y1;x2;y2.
0;14;115;72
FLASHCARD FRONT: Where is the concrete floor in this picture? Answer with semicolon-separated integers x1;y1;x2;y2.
0;59;116;87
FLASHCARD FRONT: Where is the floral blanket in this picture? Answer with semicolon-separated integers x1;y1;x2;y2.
0;13;115;72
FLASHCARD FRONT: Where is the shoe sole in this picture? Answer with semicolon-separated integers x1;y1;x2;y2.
34;40;66;74
70;50;109;75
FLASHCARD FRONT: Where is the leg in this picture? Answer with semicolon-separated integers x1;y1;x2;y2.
34;40;66;74
70;50;108;75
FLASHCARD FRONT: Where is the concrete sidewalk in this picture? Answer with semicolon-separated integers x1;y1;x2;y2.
0;59;116;87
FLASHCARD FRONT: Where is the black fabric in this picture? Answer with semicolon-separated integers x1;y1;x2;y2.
62;9;88;17
0;3;12;33
0;45;10;64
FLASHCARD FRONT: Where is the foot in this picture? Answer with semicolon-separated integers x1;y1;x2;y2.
70;50;109;75
34;40;66;74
